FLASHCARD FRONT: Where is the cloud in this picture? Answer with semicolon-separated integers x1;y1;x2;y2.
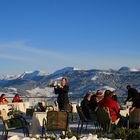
0;40;139;73
0;41;74;67
0;41;77;74
0;53;28;61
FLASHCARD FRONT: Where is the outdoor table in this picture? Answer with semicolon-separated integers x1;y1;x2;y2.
120;108;129;117
0;104;9;114
8;102;30;113
31;112;47;136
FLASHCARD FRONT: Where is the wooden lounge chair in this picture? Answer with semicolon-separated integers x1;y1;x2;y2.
96;107;113;132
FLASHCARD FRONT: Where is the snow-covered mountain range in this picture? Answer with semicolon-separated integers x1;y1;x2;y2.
0;70;48;80
0;67;140;97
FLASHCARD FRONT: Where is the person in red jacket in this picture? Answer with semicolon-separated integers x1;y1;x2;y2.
12;94;22;103
0;94;9;104
98;90;120;122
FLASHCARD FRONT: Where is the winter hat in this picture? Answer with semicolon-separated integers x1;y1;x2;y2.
96;91;104;97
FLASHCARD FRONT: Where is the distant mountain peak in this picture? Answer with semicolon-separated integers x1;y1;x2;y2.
0;70;48;80
118;67;139;73
19;70;48;79
53;67;76;75
0;74;21;80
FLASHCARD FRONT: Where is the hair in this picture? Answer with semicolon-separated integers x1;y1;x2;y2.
84;92;92;100
61;77;68;85
90;94;96;102
15;94;19;97
112;94;117;101
126;85;131;89
61;77;67;82
104;90;111;97
0;94;5;98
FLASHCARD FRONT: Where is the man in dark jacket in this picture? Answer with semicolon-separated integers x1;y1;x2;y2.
54;77;69;111
81;92;93;119
126;85;139;102
125;85;140;110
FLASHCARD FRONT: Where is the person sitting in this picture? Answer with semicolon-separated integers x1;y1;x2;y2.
0;94;9;104
89;94;97;112
108;91;118;102
81;91;93;119
37;101;47;112
112;93;117;102
12;94;23;103
98;90;120;123
96;90;104;103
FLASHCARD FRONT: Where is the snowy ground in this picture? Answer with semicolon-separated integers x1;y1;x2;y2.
0;114;100;139
0;114;94;138
0;114;120;140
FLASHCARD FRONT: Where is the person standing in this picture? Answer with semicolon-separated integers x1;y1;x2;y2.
54;77;69;111
126;85;139;102
125;85;140;110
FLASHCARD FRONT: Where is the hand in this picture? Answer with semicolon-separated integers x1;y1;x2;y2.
57;84;63;88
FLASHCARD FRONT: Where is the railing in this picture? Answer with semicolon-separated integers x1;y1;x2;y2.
6;96;127;107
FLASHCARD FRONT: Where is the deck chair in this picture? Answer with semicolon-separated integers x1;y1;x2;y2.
96;107;112;132
127;108;140;129
63;103;73;121
53;101;73;121
0;109;29;140
76;105;98;133
42;111;69;138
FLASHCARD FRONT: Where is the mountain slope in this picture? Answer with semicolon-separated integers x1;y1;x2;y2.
0;67;140;97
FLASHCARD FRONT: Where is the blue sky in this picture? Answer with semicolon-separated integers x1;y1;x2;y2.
0;0;140;75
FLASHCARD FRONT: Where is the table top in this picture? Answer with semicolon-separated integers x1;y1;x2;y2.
120;108;129;117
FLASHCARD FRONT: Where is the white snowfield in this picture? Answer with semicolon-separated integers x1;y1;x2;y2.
26;87;54;97
7;134;121;140
98;72;112;75
91;76;98;81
